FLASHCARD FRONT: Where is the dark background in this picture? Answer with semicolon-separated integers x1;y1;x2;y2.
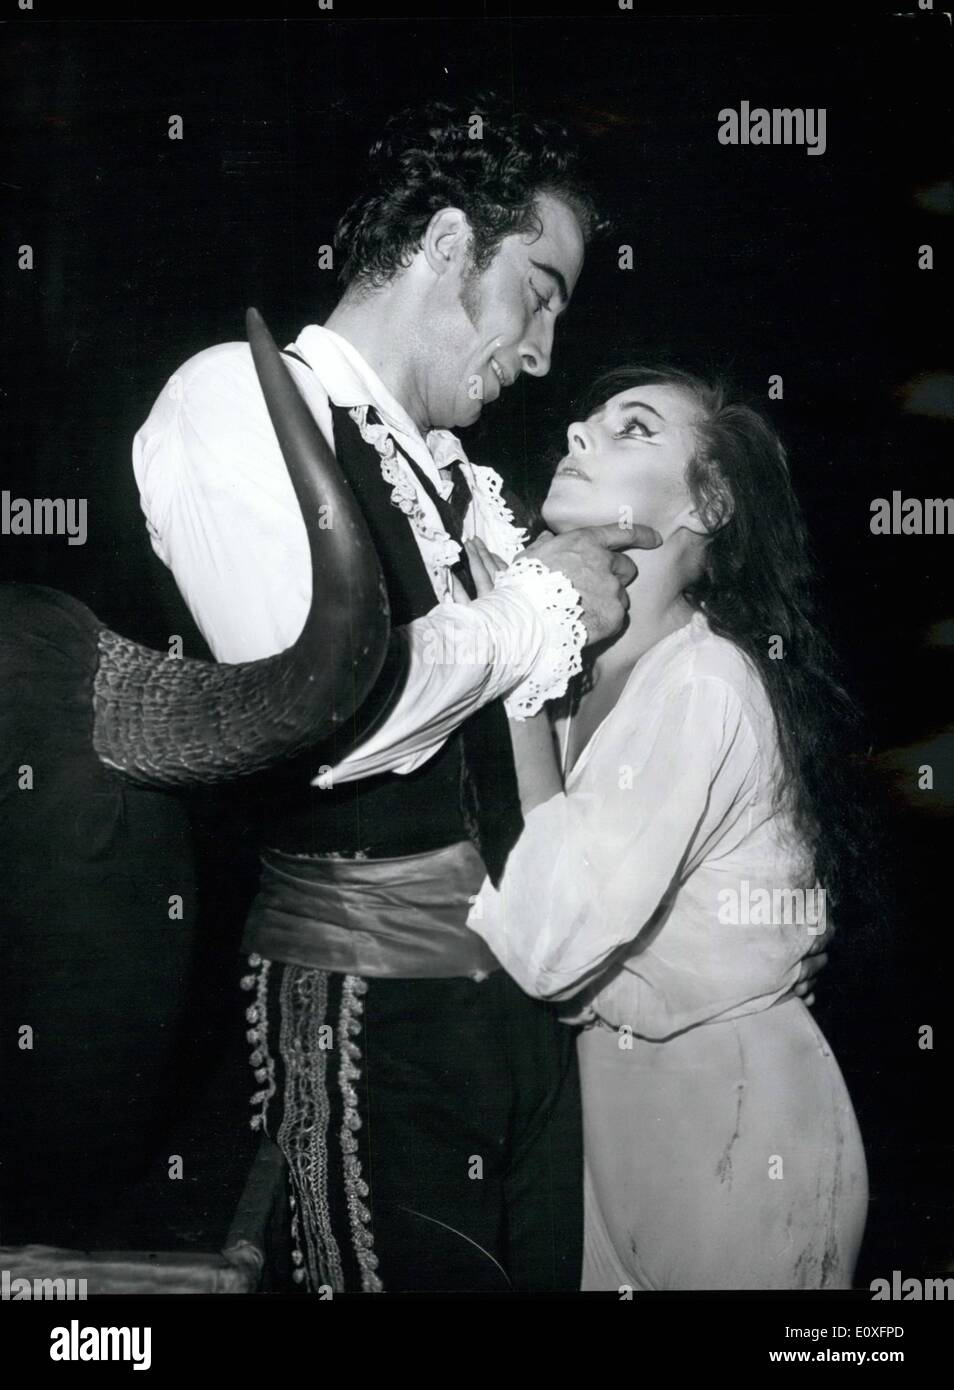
2;9;951;1282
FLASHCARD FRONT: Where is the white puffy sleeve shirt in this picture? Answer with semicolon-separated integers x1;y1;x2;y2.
468;614;816;1039
132;325;585;786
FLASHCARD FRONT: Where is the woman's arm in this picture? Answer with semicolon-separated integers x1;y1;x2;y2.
468;674;758;1001
508;711;563;813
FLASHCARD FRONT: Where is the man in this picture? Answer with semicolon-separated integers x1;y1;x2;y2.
134;97;818;1292
0;325;389;1247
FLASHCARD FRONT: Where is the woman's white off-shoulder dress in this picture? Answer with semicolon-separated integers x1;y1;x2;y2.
469;612;868;1290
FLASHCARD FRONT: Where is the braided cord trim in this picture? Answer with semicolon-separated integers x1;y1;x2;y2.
337;975;383;1293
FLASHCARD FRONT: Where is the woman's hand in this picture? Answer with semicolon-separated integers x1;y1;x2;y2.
792;932;829;1008
464;537;509;598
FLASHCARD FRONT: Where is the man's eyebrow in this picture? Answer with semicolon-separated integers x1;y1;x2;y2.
615;398;665;421
529;259;570;307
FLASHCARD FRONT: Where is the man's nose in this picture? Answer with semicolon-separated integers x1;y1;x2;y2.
519;321;554;378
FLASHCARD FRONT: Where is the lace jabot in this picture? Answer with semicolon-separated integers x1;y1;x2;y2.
348;405;585;718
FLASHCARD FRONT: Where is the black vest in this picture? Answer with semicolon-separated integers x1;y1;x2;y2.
257;402;523;871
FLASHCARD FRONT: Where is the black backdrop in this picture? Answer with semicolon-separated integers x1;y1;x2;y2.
2;8;951;1280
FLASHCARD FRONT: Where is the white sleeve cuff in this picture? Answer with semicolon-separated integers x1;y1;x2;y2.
493;557;586;719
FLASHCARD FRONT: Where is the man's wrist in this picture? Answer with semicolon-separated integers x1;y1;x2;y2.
493;557;586;719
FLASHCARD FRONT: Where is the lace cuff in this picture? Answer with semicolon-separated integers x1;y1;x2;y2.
494;557;586;719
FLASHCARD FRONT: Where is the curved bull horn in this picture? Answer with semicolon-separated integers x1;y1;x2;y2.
90;308;391;786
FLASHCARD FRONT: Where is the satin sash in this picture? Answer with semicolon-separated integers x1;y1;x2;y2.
242;841;499;980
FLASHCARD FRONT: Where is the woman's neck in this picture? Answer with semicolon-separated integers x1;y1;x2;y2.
590;542;698;681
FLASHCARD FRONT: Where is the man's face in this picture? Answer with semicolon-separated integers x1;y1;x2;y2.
422;193;586;429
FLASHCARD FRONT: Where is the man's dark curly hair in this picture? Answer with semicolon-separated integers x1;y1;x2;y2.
333;95;608;291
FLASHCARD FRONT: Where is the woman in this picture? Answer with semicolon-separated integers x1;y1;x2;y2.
465;366;869;1290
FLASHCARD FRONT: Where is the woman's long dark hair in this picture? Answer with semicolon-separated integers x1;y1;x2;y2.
570;365;874;920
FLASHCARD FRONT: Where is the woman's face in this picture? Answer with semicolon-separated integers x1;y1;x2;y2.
542;383;704;538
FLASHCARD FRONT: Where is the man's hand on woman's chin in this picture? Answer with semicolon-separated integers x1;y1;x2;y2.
524;521;662;646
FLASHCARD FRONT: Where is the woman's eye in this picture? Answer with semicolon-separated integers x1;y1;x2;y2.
616;416;656;440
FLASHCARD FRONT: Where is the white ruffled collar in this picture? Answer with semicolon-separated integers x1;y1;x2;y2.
289;324;529;601
348;405;529;601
